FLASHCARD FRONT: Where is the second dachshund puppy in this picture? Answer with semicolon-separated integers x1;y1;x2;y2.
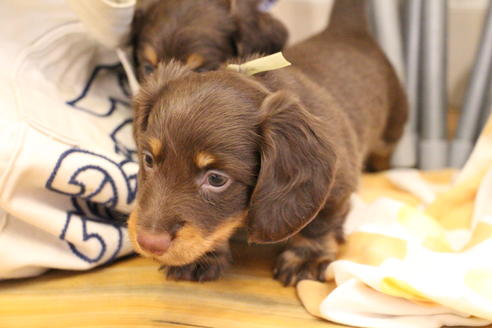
132;0;288;80
128;0;407;286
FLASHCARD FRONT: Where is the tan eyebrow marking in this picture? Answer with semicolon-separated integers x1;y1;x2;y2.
143;44;158;66
185;53;205;70
196;152;215;168
148;137;163;157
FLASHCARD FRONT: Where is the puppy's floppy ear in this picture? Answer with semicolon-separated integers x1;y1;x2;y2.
130;1;161;48
247;91;338;243
132;61;192;143
130;1;153;78
228;0;288;56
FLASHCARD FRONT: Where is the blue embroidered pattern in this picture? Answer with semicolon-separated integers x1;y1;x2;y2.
46;149;137;206
59;198;123;264
46;148;137;264
66;64;131;117
111;118;137;161
46;63;138;264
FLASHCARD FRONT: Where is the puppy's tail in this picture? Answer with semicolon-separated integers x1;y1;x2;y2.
327;0;369;34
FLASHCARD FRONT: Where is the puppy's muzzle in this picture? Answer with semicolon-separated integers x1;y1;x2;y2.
136;222;184;255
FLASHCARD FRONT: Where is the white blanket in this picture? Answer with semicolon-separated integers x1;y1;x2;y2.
298;117;492;327
0;0;137;279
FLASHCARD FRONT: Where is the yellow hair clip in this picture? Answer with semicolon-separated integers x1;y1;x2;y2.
227;52;292;76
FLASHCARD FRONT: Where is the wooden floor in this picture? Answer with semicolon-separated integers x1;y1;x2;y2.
0;240;344;328
1;169;487;328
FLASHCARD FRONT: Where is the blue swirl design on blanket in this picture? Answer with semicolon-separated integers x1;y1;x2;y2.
59;198;124;264
66;63;137;161
111;118;137;161
66;64;131;117
47;62;139;264
46;149;138;264
46;149;137;205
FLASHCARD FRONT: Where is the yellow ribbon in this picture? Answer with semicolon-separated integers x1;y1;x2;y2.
227;52;291;76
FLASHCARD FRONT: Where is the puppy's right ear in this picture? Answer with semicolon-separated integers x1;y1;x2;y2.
132;62;192;143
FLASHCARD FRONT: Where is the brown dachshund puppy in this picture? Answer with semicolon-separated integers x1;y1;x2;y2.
128;0;407;286
131;0;288;80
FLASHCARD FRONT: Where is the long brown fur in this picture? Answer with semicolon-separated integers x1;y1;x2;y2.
129;0;408;286
131;0;288;80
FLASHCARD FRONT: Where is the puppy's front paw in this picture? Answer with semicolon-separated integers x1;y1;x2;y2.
163;251;231;282
274;248;334;286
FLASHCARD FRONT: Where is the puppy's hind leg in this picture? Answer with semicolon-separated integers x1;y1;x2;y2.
274;201;348;286
164;241;232;282
366;83;409;172
365;149;393;172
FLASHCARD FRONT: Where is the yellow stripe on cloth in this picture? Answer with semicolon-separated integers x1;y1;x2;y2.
359;170;456;206
359;173;423;206
425;172;483;230
380;277;435;305
464;222;492;250
397;206;453;252
465;268;492;303
338;232;407;266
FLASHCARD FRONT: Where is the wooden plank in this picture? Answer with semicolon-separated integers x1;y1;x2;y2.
0;243;344;328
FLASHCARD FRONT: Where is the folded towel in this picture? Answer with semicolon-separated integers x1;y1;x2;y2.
298;117;492;328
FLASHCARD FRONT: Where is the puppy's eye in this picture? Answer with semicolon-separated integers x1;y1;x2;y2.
201;170;231;191
143;62;155;75
208;173;227;187
143;151;154;168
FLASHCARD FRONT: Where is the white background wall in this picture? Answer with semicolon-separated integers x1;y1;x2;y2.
270;0;490;108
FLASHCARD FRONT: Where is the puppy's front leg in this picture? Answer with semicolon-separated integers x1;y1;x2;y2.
274;201;348;286
164;241;232;282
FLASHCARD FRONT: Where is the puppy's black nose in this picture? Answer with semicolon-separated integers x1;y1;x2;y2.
137;231;172;255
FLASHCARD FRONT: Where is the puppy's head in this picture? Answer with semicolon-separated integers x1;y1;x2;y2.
129;62;337;266
131;0;288;80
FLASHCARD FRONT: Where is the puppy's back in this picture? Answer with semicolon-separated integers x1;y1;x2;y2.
283;0;407;162
285;0;383;94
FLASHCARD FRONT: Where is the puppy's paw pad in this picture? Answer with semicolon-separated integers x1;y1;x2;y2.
273;249;333;286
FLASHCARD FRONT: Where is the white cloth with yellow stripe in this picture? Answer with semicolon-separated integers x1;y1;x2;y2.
298;116;492;327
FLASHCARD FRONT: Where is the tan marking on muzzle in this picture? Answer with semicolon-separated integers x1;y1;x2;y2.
195;152;215;168
127;210;143;253
151;211;247;266
209;213;247;247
